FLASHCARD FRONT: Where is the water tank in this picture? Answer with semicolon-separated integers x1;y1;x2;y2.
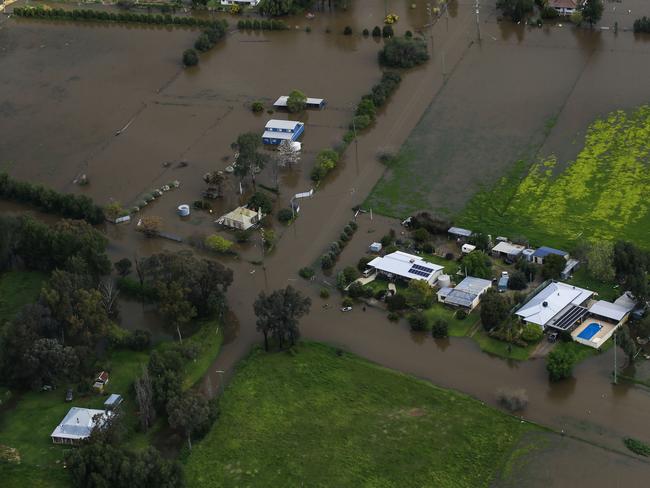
438;274;451;288
177;204;190;217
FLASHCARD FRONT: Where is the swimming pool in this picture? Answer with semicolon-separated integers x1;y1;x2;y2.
578;323;602;340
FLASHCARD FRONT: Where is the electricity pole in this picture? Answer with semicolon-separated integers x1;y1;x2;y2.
427;4;434;52
613;332;618;384
475;0;481;42
352;115;359;175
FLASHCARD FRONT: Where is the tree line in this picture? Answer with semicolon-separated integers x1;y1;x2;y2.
236;18;290;30
634;16;650;33
183;19;229;67
0;173;104;224
13;6;225;29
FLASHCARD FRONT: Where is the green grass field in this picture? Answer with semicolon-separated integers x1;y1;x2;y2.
423;303;478;337
457;106;650;249
185;342;539;488
0;271;46;324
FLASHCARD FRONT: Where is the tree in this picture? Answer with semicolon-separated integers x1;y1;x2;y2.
496;0;533;22
167;391;211;450
148;348;184;412
114;258;132;277
276;139;300;170
586;241;614;282
371;25;381;37
480;289;510;331
247;191;273;215
379;37;428;68
386;293;407;312
138;216;162;237
581;0;603;27
134;365;156;432
570;10;583;25
432;319;449;338
546;347;575;381
183;49;199;67
521;323;543;343
381;24;394;38
253;286;311;351
406;279;434;308
616;325;638;363
541;253;566;280
412;227;430;244
157;281;197;342
195;33;212;52
508;271;527;290
286;89;307;113
24;338;78;389
234;132;268;189
205;234;234;253
258;0;293;16
203;170;225;198
461;251;492;279
408;311;428;331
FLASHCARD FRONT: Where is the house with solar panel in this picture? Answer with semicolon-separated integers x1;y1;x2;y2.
262;120;305;145
437;276;492;311
367;251;444;286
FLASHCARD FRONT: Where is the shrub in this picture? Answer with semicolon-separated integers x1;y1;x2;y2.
546;348;576;381
455;310;467;320
408;311;428;331
205;234;234;253
431;319;448;338
379;37;429;68
194;33;213;52
251;101;264;113
633;16;650;33
320;288;330;299
624;438;650;456
321;254;334;269
358;256;372;271
362;28;369;36
234;229;252;243
348;282;365;299
541;6;558;19
386;293;407;312
422;243;434;254
521;324;543;343
183;49;199;67
405;30;413;38
299;267;315;279
508;271;528;290
349;221;358;231
343;26;352;35
305;26;311;33
125;329;151;351
387;312;400;322
382;24;394;38
496;388;528;412
445;252;455;261
342;297;354;307
277;208;293;223
371;25;381;37
311;148;340;181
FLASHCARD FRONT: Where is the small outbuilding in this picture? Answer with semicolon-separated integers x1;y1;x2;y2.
437;276;492;311
216;206;264;231
532;246;569;265
369;242;382;253
273;96;326;109
93;371;109;393
448;227;472;241
560;259;580;280
104;394;124;411
491;241;525;261
461;244;476;254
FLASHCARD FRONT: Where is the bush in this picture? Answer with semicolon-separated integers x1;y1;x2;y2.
234;229;252;243
321;254;334;269
379;37;429;68
299;267;315;279
496;388;528;412
342;297;354;307
541;6;558;19
405;30;413;38
382;24;394;38
277;208;293;223
362;28;369;36
408;311;428;331
431;319;448;338
633;16;650;33
386;293;407;312
349;220;358;231
348;282;365;299
422;243;434;254
357;256;372;271
251;101;264;113
320;288;330;299
624;438;650;456
546;348;576;382
445;252;455;261
455;310;467;320
372;25;381;37
205;234;234;253
387;312;400;322
125;329;151;351
247;191;273;215
350;115;372;131
311;148;340;182
508;271;528;290
521;324;543;343
343;26;352;35
183;49;199;67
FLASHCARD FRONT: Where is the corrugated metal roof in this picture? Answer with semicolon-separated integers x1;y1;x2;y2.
265;119;303;130
516;281;593;327
368;251;443;282
51;407;110;440
589;300;631;322
492;241;525;256
532;246;568;258
448;227;472;237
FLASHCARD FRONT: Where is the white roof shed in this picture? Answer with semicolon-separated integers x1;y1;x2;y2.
368;251;443;283
588;300;633;322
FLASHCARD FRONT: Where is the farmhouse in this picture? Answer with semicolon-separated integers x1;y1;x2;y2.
437;276;492;311
531;246;569;265
262;120;305;145
273;96;326;109
516;281;593;331
549;0;584;15
216;206;264;231
367;251;444;286
51;407;111;445
491;241;525;261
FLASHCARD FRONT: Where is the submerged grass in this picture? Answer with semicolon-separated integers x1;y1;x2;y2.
0;271;46;324
458;106;650;249
185;342;538;488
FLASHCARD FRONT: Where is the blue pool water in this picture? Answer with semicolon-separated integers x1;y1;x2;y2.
578;323;602;340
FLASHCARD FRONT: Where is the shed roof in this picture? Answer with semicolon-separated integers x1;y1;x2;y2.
273;96;325;107
368;251;443;282
589;300;632;322
51;407;110;440
104;394;123;407
448;227;472;237
265;119;303;130
492;241;525;256
455;276;492;295
262;130;295;140
532;246;568;258
516;281;593;327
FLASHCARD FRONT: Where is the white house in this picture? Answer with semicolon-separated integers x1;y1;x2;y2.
367;251;444;286
437;276;492;311
51;407;111;445
216;206;264;231
549;0;584;15
516;281;593;331
221;0;260;6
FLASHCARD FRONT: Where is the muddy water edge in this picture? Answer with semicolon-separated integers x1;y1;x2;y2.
2;0;650;467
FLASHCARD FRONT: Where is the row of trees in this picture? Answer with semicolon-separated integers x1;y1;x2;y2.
379;36;429;69
634;16;650;33
236;18;289;30
183;19;228;66
254;286;311;351
0;173;104;224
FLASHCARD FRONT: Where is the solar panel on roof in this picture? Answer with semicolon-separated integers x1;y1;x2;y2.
411;264;434;273
408;265;433;277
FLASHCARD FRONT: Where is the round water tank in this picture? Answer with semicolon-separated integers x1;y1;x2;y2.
177;204;190;217
438;274;451;288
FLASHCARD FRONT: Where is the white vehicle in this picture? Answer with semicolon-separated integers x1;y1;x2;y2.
501;271;509;277
341;306;352;312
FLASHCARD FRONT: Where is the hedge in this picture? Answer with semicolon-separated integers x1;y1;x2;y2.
236;18;289;31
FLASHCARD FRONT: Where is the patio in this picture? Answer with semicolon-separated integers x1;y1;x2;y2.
572;317;618;349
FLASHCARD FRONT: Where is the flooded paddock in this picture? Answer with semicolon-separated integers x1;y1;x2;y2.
3;0;650;480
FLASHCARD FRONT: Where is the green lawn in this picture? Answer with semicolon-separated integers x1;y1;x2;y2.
421;253;459;275
0;271;46;323
457;106;650;250
185;342;539;488
470;328;537;362
423;303;478;337
565;268;619;302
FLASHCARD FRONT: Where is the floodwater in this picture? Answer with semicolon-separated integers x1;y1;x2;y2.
3;0;650;480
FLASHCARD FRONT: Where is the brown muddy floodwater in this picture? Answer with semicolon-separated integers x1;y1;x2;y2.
3;0;650;478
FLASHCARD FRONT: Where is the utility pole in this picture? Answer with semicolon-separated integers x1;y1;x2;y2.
475;0;481;42
215;370;225;395
352;115;359;175
613;332;618;384
427;4;434;52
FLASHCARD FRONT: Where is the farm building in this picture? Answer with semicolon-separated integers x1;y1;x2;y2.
93;371;109;393
262;120;305;145
216;206;264;231
448;227;472;241
51;407;111;445
437;276;492;311
273;96;326;109
367;251;444;286
104;394;124;411
491;241;525;261
515;281;594;331
549;0;584;15
531;246;569;265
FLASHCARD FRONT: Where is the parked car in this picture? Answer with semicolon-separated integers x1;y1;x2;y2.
547;332;558;343
65;388;73;402
341;306;352;312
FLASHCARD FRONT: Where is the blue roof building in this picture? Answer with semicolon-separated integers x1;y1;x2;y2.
532;246;569;264
262;120;304;145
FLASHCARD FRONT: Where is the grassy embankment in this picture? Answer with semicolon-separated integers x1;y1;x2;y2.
185;342;540;487
0;272;223;488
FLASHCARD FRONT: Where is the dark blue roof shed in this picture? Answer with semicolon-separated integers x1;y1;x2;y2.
532;246;568;258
